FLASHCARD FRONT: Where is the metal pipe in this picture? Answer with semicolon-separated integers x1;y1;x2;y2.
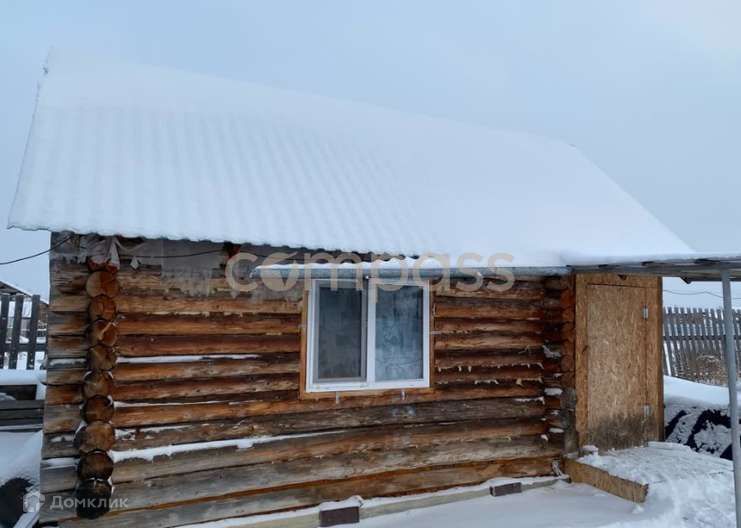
722;270;741;528
251;266;571;280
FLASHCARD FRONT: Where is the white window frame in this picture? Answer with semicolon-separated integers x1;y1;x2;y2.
306;278;430;393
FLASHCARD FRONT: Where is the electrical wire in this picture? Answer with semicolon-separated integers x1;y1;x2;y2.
664;289;741;301
0;236;227;266
0;235;74;266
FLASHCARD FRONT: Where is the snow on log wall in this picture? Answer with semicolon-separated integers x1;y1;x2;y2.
39;234;575;527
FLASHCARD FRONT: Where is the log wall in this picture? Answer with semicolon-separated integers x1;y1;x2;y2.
40;235;575;527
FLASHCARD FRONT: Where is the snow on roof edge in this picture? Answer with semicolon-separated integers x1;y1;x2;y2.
7;49;693;266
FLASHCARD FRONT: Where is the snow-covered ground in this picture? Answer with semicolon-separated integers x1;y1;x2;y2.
0;432;41;489
181;444;734;528
664;375;739;458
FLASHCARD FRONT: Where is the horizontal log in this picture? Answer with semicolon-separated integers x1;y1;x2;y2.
44;457;556;525
44;405;81;433
49;334;301;359
117;334;301;357
51;313;302;337
435;366;544;385
50;263;304;300
116;314;300;336
435;333;544;351
114;394;544;447
44;419;548;492
434;299;543;320
46;369;85;386
112;382;544;428
115;420;547;484
434;282;544;301
113;375;299;401
48;313;88;336
112;355;299;382
47;336;88;359
435;351;545;370
46;385;82;405
112;436;557;512
434;318;543;335
54;294;302;315
43;434;76;458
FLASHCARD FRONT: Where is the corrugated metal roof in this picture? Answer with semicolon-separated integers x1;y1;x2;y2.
8;50;690;266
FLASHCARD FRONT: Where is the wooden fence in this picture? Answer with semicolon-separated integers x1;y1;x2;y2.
1;293;47;370
1;293;47;431
663;306;741;385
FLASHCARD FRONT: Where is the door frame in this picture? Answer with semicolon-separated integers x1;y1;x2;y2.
574;273;664;448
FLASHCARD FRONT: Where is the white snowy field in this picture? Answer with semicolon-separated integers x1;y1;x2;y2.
350;477;733;528
0;431;41;489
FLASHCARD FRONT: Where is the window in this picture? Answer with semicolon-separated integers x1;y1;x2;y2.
307;279;430;392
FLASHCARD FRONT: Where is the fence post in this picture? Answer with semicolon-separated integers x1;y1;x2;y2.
0;295;8;368
8;295;24;369
26;295;41;370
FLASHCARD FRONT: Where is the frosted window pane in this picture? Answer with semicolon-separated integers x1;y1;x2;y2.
375;286;423;381
316;286;364;381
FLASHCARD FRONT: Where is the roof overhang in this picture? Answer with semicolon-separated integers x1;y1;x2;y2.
569;255;741;282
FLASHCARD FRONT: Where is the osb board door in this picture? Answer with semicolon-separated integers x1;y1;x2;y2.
575;273;663;450
585;284;649;449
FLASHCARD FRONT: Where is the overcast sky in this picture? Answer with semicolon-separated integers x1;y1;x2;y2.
1;1;740;306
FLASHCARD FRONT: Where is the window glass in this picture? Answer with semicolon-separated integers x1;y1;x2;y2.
374;285;424;381
315;285;365;382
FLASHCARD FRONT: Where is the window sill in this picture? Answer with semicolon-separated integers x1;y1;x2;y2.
299;386;434;400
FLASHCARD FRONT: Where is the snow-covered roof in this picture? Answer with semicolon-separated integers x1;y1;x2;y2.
0;278;47;303
8;50;690;266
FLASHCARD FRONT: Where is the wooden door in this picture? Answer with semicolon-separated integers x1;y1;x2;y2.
575;274;663;450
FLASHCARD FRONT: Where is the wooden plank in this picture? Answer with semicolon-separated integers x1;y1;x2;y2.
645;283;662;441
574;275;589;444
26;295;41;369
585;284;647;449
661;305;672;376
8;295;25;369
0;400;44;410
564;458;647;503
0;295;9;366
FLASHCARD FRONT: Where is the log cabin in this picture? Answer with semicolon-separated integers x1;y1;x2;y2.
8;51;691;527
